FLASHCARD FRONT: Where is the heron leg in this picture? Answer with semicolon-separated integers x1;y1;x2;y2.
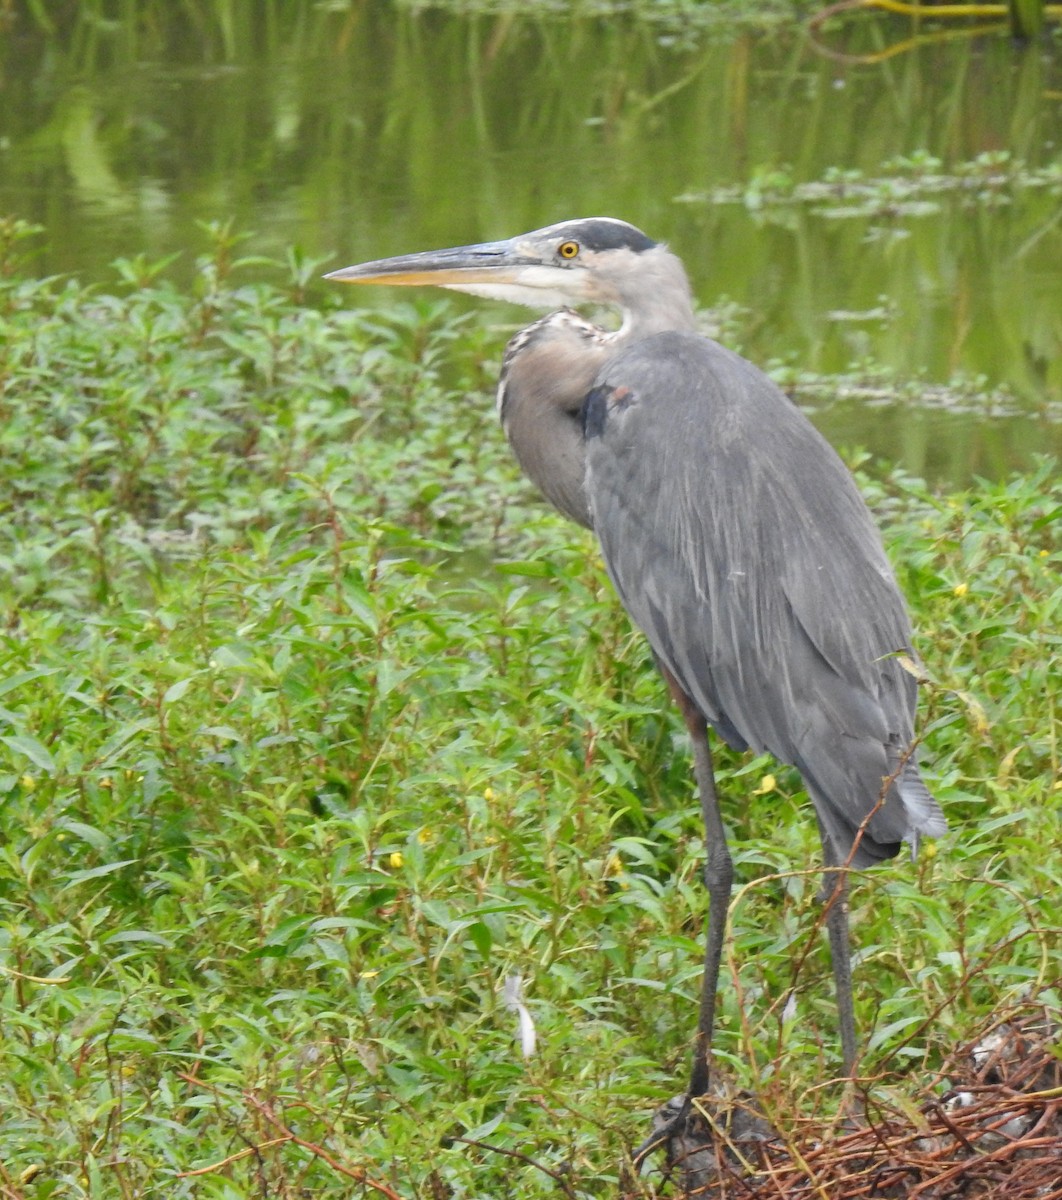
687;711;733;1098
633;683;733;1170
817;833;858;1077
655;668;733;1097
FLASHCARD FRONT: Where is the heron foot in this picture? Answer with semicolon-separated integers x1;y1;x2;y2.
631;1093;692;1170
632;1083;779;1193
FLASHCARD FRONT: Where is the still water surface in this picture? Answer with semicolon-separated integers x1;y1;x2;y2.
1;3;1060;485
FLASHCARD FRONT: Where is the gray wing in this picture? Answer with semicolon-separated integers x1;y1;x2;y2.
583;332;945;866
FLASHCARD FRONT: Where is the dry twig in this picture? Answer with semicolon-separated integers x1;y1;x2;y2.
631;1003;1062;1199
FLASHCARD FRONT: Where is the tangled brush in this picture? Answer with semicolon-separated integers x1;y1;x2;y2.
639;1002;1061;1199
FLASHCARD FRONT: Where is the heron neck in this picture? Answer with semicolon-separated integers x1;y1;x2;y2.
615;252;698;341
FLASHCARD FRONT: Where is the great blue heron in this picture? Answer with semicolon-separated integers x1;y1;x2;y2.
326;217;945;1142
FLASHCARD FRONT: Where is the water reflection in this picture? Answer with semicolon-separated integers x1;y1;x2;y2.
0;2;1059;484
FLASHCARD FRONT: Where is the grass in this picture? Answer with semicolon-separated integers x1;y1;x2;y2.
0;218;1059;1198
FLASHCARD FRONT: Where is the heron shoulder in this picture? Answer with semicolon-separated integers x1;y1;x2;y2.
494;308;611;530
586;331;860;493
497;308;611;425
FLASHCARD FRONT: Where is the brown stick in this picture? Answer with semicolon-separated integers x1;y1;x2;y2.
174;1072;405;1200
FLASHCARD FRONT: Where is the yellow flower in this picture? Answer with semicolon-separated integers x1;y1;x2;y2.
417;828;432;844
20;774;36;793
388;851;404;869
922;841;938;859
753;774;777;796
953;583;968;597
484;787;496;801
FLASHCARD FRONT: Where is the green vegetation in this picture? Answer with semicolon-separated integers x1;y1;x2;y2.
679;150;1062;220
0;219;1058;1198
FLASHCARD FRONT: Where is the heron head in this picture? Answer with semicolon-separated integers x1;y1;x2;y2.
325;218;695;333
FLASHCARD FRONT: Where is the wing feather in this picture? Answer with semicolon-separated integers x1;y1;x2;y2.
584;332;945;865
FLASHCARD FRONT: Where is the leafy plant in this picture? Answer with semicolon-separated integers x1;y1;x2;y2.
0;224;1058;1197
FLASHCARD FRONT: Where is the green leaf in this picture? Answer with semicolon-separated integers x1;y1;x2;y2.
162;677;196;704
103;930;175;948
56;820;111;851
0;734;56;773
0;668;61;699
63;859;138;886
468;920;493;961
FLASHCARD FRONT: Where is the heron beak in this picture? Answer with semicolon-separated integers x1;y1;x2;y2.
324;236;594;311
324;239;534;288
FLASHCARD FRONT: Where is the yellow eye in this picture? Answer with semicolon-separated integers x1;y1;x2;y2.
558;241;580;260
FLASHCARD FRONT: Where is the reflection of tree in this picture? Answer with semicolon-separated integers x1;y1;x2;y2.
809;0;1059;61
58;86;134;214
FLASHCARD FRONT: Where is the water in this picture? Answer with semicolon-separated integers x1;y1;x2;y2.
2;2;1060;485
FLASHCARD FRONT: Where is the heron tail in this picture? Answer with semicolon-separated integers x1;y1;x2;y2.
801;752;945;871
897;759;947;858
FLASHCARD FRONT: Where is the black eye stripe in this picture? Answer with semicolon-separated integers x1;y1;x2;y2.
551;220;656;253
